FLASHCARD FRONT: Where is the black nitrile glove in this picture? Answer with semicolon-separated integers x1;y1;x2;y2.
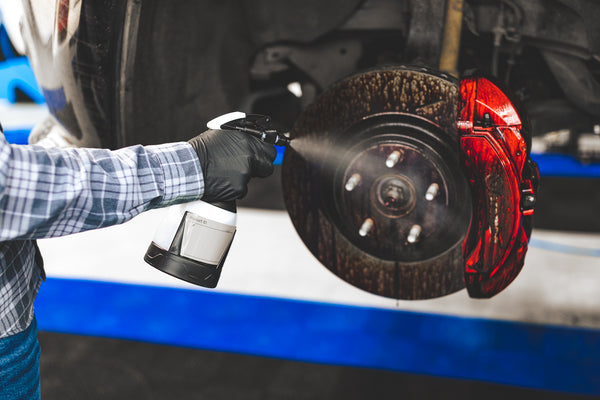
189;129;277;202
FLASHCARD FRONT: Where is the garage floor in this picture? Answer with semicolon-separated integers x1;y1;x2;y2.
38;331;595;400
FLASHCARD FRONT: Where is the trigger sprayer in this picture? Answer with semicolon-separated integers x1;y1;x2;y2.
143;112;289;288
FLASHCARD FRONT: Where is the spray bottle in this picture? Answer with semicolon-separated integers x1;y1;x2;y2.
144;112;290;288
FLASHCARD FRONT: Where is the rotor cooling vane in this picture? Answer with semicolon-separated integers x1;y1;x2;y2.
282;67;471;299
282;66;539;300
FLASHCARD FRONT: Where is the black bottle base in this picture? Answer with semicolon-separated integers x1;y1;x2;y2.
144;242;222;288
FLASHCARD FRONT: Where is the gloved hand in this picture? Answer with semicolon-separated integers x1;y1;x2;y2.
189;129;277;202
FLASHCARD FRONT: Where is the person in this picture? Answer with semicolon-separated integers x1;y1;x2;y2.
0;126;277;399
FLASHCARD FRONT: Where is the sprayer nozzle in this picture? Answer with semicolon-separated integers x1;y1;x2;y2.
211;112;291;147
275;135;291;147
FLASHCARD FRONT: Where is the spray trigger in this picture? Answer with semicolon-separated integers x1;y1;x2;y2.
207;112;291;146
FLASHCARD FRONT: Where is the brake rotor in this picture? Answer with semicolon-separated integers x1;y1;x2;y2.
282;67;472;299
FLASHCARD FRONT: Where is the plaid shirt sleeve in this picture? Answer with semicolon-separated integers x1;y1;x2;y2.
0;134;204;240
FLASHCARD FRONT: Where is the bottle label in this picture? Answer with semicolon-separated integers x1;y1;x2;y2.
179;212;236;265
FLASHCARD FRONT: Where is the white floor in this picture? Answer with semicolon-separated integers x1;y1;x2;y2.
37;206;600;330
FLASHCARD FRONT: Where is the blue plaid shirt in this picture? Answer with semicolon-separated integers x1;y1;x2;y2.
0;134;204;337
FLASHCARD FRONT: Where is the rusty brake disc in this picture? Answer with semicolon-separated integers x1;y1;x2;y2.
282;67;472;299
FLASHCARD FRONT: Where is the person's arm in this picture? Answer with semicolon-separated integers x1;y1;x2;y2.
0;135;203;240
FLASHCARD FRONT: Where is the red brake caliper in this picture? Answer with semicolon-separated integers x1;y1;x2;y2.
458;76;540;298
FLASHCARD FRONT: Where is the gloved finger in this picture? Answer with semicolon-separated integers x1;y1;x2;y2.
252;157;275;178
248;141;277;178
237;182;249;200
225;168;251;199
203;172;249;202
264;142;278;163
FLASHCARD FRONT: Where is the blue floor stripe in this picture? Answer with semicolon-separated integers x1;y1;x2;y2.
531;153;600;178
530;238;600;258
35;278;600;395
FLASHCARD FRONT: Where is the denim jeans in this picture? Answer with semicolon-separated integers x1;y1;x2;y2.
0;319;41;400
